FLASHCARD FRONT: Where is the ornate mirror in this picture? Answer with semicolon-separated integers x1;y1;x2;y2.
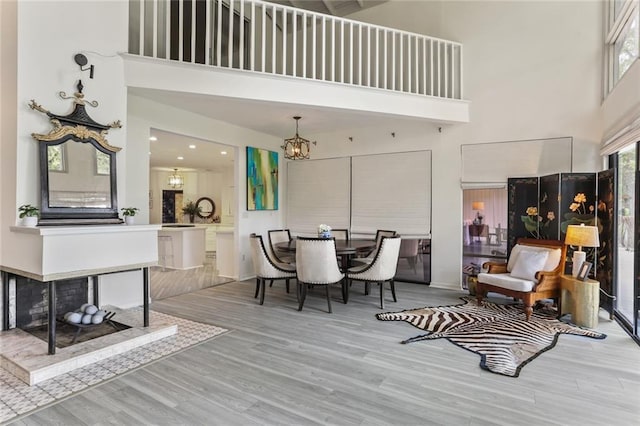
196;197;215;219
30;81;123;225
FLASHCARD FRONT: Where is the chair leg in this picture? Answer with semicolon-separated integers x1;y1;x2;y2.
254;278;260;298
342;278;349;304
390;280;397;302
285;278;290;294
259;279;266;305
325;284;332;313
379;281;385;309
298;281;307;311
365;282;370;295
524;303;533;321
269;279;274;287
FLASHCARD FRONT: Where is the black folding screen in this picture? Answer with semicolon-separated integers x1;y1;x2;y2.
507;171;615;317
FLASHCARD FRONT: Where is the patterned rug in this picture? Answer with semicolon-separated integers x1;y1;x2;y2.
0;310;228;423
376;297;606;377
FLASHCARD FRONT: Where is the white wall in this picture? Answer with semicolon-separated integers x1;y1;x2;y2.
128;94;284;280
328;0;604;289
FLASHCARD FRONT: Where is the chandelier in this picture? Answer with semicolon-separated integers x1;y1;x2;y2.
167;168;184;189
281;116;315;160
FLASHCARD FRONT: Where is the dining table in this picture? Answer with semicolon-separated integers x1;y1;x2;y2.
275;238;376;272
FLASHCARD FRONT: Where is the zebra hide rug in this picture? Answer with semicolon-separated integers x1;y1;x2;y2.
376;297;606;377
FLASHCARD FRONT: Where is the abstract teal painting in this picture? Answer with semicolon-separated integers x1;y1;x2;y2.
247;147;278;210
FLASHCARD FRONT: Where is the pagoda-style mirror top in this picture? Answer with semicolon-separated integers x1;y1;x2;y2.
30;80;123;225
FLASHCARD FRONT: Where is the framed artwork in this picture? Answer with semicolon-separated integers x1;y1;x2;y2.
246;147;278;211
577;261;592;281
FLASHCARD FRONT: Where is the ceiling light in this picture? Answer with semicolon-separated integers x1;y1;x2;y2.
221;151;227;155
149;136;157;141
189;144;196;149
282;116;316;160
167;168;184;189
177;156;184;160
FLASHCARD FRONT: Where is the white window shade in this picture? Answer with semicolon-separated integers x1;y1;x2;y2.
286;157;351;235
351;151;431;237
461;137;573;184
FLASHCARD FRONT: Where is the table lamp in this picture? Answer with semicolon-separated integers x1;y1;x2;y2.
472;201;485;225
564;224;600;277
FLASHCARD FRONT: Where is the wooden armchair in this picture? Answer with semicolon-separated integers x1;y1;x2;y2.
476;238;566;320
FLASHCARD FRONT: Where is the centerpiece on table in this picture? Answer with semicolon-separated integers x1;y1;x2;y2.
318;224;332;238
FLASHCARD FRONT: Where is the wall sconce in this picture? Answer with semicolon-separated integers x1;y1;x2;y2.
74;53;94;79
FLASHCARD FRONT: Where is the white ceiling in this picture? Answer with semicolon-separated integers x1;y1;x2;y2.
149;128;234;172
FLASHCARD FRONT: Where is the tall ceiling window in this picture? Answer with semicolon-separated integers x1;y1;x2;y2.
607;0;639;93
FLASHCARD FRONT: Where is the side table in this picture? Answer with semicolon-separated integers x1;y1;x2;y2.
560;274;600;328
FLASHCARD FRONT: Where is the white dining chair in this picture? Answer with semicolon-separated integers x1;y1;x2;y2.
295;237;346;313
268;229;295;264
353;229;397;265
249;234;296;305
347;235;401;309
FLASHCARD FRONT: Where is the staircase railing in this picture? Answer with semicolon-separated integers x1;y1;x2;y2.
128;0;463;99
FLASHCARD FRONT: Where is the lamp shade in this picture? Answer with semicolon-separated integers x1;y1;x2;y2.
565;224;600;248
472;201;485;210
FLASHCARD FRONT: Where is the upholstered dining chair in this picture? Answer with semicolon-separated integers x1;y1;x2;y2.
398;238;420;273
347;235;401;308
295;237;346;313
355;229;397;265
268;229;295;264
331;229;349;240
249;234;297;305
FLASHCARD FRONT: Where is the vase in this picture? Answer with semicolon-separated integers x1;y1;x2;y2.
125;216;135;225
22;216;38;227
319;231;331;238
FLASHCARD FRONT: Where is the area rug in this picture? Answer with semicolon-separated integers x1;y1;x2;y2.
376;297;606;377
0;310;228;424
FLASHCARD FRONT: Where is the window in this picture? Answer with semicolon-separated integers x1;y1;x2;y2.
96;150;110;175
47;145;66;172
606;0;639;93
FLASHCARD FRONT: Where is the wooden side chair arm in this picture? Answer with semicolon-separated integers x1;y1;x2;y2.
483;262;507;274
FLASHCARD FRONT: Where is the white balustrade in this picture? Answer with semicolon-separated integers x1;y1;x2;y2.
128;0;463;99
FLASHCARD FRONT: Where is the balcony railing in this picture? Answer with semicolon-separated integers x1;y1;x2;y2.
128;0;463;99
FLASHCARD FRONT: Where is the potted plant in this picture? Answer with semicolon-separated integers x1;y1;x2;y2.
182;201;201;223
121;207;139;225
18;204;39;227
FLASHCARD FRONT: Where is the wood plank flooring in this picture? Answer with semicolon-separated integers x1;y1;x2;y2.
10;279;640;425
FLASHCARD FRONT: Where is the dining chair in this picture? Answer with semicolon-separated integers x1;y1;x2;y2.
331;229;349;240
347;235;401;308
295;237;346;313
398;238;420;273
355;229;397;265
268;229;295;264
249;234;297;305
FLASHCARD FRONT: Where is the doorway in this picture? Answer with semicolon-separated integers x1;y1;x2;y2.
614;142;639;340
462;188;508;289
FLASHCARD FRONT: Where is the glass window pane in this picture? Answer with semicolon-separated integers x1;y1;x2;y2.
615;13;639;80
616;143;636;324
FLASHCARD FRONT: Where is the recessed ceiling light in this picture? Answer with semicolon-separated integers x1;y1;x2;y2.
177;156;184;160
189;144;196;149
221;151;227;155
149;136;157;141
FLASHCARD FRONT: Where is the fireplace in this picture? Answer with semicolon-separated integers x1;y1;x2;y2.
15;277;88;329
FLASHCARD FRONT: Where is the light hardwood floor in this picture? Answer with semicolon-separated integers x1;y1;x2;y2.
10;279;640;425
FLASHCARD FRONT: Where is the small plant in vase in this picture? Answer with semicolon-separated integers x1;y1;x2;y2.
317;224;332;238
121;207;139;225
182;201;201;223
18;204;39;227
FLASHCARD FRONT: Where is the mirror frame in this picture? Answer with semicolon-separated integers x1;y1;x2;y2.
39;136;119;223
196;197;215;219
29;81;123;225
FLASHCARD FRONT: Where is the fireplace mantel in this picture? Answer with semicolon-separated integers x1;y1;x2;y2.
3;224;160;281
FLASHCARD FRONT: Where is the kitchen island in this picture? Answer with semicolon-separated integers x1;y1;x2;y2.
158;225;206;270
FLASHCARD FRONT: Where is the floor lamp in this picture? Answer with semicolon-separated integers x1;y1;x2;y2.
564;224;600;277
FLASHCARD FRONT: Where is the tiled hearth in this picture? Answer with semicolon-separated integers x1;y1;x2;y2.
0;306;177;386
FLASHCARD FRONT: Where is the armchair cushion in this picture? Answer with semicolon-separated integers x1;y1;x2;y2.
477;273;535;292
510;249;549;282
507;244;561;273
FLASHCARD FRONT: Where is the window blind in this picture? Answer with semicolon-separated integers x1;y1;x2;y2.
351;151;431;237
286;157;351;235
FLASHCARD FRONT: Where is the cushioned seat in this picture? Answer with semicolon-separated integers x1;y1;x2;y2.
476;238;566;321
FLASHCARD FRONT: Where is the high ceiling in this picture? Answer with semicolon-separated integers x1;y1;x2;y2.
267;0;387;17
149;128;234;172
